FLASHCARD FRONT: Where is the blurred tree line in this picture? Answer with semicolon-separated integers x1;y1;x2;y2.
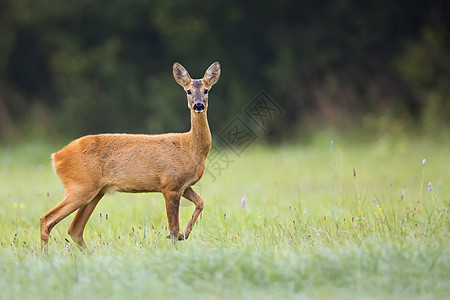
0;0;449;140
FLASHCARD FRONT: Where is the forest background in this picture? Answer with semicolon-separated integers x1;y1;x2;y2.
0;0;449;141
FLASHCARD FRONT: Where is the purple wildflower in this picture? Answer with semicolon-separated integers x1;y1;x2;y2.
330;141;334;150
373;198;377;206
303;210;307;215
241;195;247;208
422;159;426;166
428;182;432;191
275;212;279;217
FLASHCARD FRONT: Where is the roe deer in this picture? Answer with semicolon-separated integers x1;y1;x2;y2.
40;62;220;250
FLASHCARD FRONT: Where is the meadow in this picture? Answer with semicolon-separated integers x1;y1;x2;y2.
0;131;449;299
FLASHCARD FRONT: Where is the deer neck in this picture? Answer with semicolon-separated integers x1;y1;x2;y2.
189;111;212;157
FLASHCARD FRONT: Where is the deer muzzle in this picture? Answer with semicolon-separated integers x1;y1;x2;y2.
193;95;205;112
193;103;205;113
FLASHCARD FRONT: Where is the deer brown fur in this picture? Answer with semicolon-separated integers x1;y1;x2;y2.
40;62;220;250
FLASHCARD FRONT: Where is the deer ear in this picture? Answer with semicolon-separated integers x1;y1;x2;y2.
173;62;192;87
203;62;221;86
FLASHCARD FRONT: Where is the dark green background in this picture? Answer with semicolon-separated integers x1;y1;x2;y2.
1;0;449;140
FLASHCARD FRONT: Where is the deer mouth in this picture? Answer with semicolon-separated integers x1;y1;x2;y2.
193;103;205;113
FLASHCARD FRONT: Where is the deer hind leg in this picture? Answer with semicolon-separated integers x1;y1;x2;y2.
162;189;181;244
180;187;204;240
67;191;104;248
40;188;101;251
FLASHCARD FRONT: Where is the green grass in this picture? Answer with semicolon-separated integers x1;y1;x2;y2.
0;132;449;299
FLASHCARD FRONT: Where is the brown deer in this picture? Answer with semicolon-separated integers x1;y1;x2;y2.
40;62;220;250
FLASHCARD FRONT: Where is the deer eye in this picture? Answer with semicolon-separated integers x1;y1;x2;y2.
203;89;208;94
187;90;192;95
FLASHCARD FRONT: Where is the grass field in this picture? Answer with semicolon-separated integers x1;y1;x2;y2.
0;131;449;299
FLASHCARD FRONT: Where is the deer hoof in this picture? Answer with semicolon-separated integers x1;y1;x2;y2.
166;233;187;241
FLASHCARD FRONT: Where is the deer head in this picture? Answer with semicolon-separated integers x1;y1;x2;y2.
173;62;221;113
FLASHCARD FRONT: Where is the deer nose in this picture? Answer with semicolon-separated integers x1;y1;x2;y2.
193;102;205;112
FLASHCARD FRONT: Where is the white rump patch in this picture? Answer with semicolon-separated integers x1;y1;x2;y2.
50;153;57;175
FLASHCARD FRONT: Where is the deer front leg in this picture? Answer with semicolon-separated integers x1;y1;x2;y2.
180;186;204;240
162;190;181;244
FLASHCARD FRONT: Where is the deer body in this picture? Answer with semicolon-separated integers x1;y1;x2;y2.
40;62;220;250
